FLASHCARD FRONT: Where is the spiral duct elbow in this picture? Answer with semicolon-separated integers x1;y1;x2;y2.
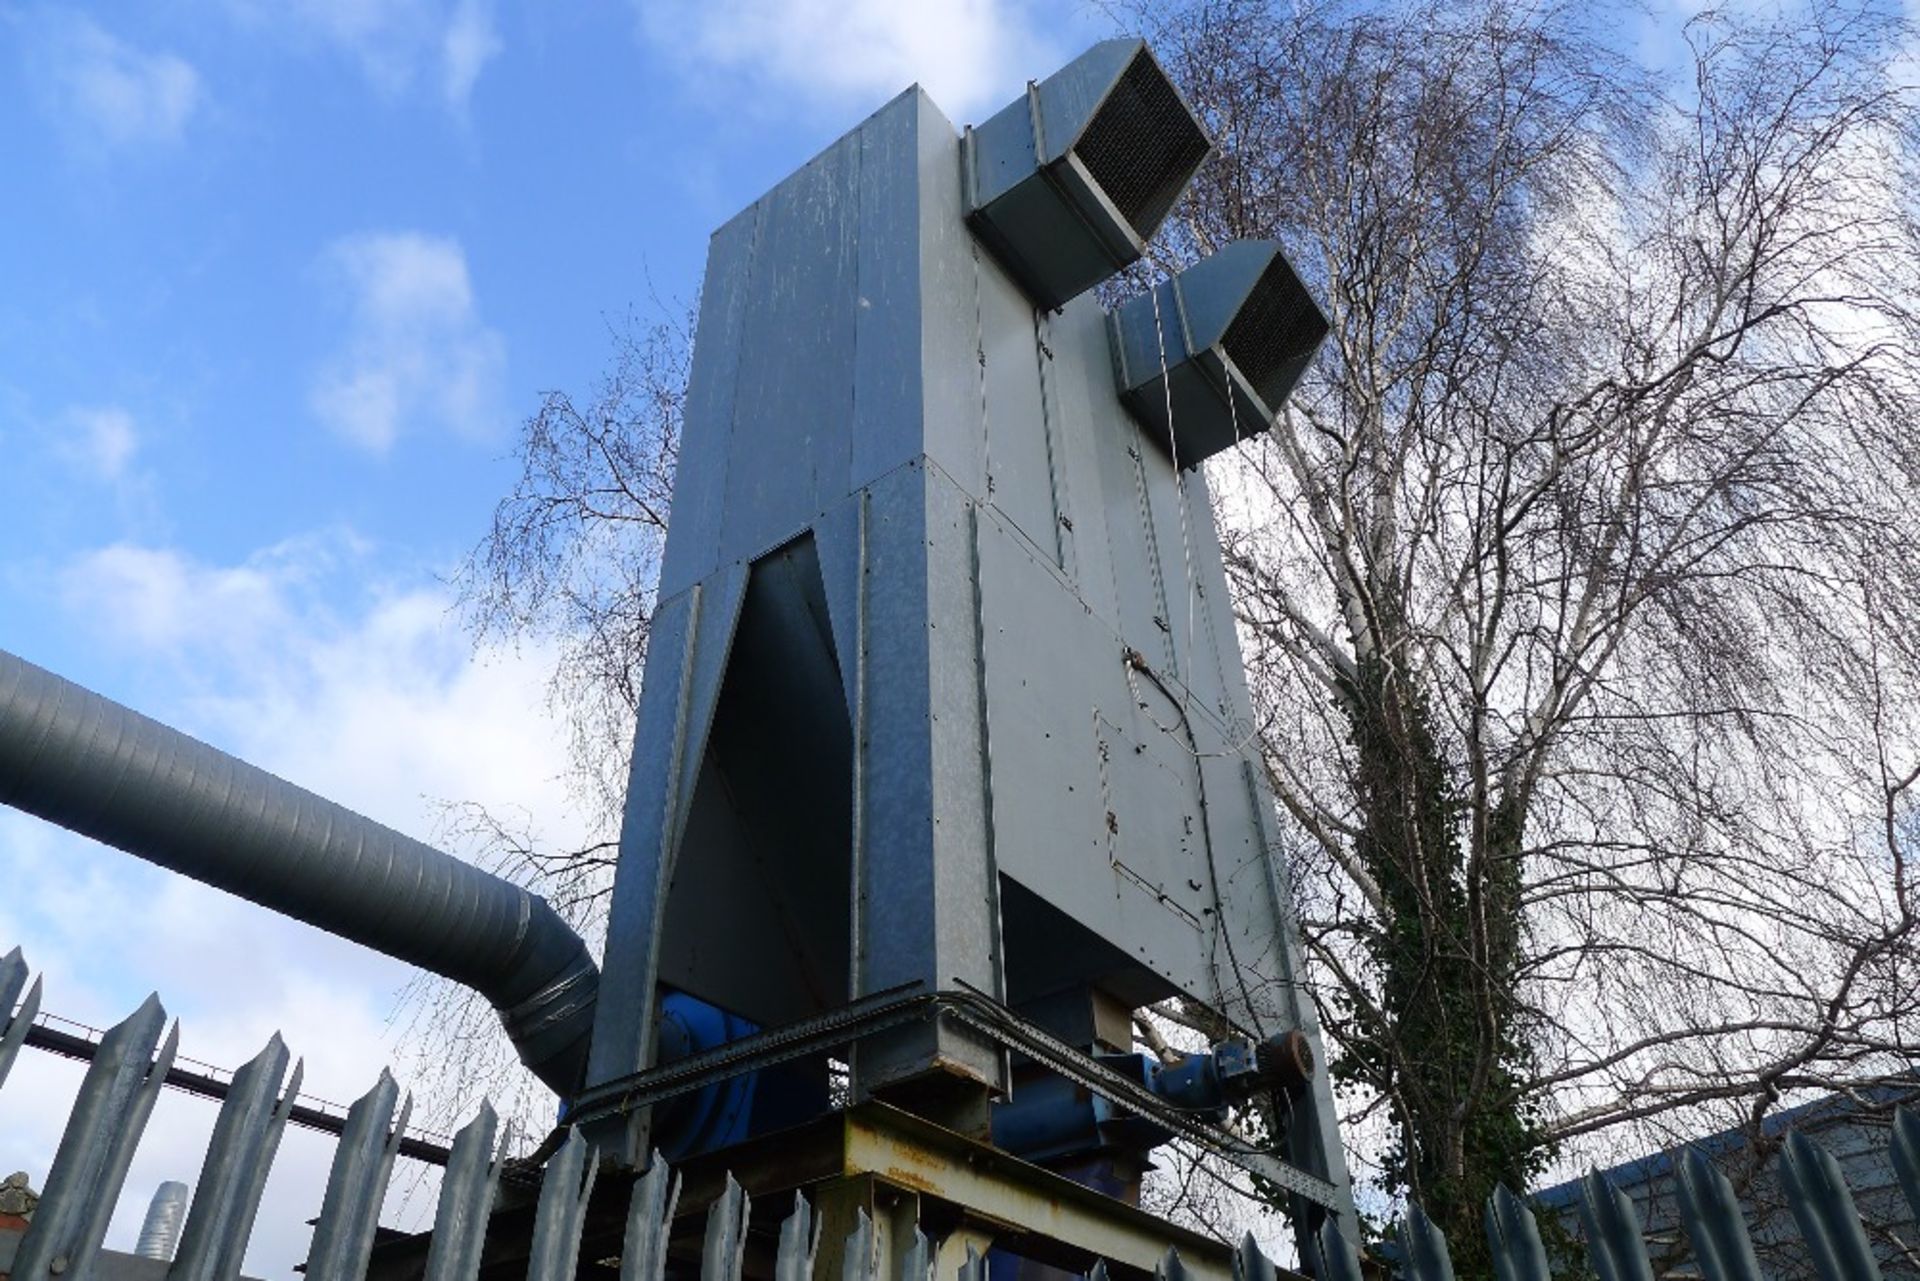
0;647;598;1097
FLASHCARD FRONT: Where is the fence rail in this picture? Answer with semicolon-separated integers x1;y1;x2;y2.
4;944;1919;1281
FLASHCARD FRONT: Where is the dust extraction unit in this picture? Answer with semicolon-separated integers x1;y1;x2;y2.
570;32;1354;1258
0;36;1357;1281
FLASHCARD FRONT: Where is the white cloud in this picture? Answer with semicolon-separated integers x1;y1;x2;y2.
57;533;579;842
56;405;140;482
36;14;201;149
226;0;500;113
638;0;1061;122
309;233;506;453
441;0;502;113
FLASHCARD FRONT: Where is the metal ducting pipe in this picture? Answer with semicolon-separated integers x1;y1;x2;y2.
0;648;598;1097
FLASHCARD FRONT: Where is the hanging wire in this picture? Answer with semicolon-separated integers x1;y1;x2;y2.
1137;267;1271;1041
1132;270;1268;761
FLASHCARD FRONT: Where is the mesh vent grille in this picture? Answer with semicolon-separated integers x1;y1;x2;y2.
1072;51;1208;240
1220;254;1328;411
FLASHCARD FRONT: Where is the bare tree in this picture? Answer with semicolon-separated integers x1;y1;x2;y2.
394;310;687;1131
1130;0;1920;1260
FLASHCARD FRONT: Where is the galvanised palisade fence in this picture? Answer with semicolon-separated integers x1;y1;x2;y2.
4;943;1919;1281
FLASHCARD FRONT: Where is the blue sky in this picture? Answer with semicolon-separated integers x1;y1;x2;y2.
0;1;1108;1272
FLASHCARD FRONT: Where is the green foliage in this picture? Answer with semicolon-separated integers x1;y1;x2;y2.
1333;653;1553;1265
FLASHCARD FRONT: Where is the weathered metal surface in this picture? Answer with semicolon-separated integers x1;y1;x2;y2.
304;1072;409;1281
1780;1129;1885;1281
836;1209;873;1281
16;943;1920;1281
0;946;41;1091
1110;242;1327;468
1674;1148;1763;1281
895;1224;929;1281
835;1104;1236;1281
526;1130;597;1281
701;1175;750;1281
1578;1170;1655;1281
1395;1203;1454;1281
11;994;176;1281
773;1193;819;1281
169;1035;300;1281
3;948;1297;1281
1483;1185;1548;1281
619;1155;682;1281
421;1105;504;1281
132;1183;188;1263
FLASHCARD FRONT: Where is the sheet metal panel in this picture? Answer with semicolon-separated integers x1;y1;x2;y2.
975;506;1210;1001
721;132;860;564
660;206;761;599
1036;299;1122;625
1180;475;1254;730
911;98;988;499
925;469;999;989
853;464;1000;1086
590;567;748;1089
1093;396;1177;672
850;461;937;1007
850;93;924;492
976;253;1061;563
812;490;868;719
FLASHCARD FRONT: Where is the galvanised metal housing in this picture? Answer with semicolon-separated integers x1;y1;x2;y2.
963;40;1209;309
587;48;1351;1233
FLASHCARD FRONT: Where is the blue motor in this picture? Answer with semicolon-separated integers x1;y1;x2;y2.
989;1032;1314;1167
562;990;830;1163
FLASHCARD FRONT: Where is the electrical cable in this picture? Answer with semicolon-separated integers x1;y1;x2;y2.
1140;273;1270;1041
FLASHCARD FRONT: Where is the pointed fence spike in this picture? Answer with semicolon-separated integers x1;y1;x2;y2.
13;992;172;1281
1232;1234;1275;1281
898;1227;930;1281
1892;1109;1920;1228
386;1093;415;1161
960;1243;989;1281
1578;1169;1655;1281
1673;1149;1762;1281
1397;1202;1455;1281
1484;1185;1549;1281
1155;1246;1187;1281
621;1152;682;1281
170;1032;294;1281
421;1102;501;1281
1309;1215;1365;1281
527;1128;598;1281
772;1192;816;1281
700;1173;750;1281
1780;1130;1884;1281
0;947;29;1034
304;1069;402;1281
840;1208;875;1281
1;970;43;1093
